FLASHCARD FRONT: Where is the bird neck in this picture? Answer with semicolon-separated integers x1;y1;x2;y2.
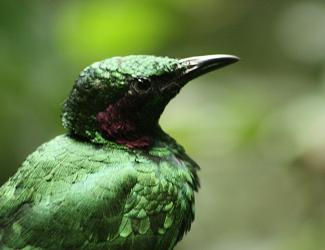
96;94;161;149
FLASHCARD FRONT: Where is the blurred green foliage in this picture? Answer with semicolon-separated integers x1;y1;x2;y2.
1;0;325;249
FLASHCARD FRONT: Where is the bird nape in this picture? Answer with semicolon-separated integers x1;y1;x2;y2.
0;54;238;250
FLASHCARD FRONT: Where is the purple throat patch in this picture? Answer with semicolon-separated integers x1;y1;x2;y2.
96;97;153;149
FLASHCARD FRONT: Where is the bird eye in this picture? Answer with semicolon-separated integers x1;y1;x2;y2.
133;79;152;93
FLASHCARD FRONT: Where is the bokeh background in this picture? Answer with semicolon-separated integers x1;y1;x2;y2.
1;0;325;249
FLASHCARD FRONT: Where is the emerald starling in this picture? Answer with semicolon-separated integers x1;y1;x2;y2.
0;55;238;250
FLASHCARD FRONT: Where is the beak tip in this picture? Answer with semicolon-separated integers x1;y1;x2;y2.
223;54;240;65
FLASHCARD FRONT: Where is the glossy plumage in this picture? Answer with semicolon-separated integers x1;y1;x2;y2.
0;55;237;250
0;134;198;250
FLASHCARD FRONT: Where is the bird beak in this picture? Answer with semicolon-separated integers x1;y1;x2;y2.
178;54;239;84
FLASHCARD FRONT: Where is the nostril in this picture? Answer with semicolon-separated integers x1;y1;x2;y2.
160;82;181;93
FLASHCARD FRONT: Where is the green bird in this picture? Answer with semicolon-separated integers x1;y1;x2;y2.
0;54;238;250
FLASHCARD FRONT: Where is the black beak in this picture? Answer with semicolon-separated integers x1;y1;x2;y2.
179;54;239;84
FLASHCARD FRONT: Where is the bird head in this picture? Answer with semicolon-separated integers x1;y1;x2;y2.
62;55;238;148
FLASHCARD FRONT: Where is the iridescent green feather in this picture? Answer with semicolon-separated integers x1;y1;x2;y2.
0;55;210;250
0;134;198;250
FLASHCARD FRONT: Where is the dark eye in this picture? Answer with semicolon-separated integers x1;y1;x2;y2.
133;79;152;93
